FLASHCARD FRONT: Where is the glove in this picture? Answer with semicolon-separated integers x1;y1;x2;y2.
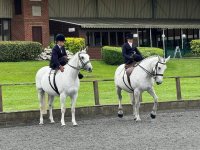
130;52;136;59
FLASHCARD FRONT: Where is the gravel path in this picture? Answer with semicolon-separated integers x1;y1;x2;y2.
0;110;200;150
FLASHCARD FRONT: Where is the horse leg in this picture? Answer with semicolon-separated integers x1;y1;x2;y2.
60;93;67;126
130;93;136;120
70;93;78;126
48;95;55;123
134;89;141;121
147;87;158;119
117;86;123;118
38;89;46;125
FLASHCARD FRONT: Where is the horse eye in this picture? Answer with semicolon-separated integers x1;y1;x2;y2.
81;56;84;59
158;67;161;70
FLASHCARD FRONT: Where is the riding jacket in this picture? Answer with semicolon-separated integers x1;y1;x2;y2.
49;45;68;69
122;43;143;64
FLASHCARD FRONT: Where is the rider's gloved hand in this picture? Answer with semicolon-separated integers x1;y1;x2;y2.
130;52;136;59
59;65;65;72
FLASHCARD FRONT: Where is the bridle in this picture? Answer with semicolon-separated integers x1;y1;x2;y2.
138;58;166;78
67;52;90;70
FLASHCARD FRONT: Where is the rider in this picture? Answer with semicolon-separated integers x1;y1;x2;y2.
122;33;143;69
49;34;83;79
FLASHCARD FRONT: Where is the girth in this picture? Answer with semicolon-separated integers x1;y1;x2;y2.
123;61;139;92
48;69;60;95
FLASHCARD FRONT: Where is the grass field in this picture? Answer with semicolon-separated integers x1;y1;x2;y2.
0;59;200;112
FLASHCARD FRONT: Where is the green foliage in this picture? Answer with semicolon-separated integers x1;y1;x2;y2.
65;37;85;54
101;46;123;65
49;37;85;54
102;46;163;65
0;41;42;62
190;40;200;56
138;47;163;58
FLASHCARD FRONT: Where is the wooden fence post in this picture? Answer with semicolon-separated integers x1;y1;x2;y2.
93;80;100;105
0;85;3;112
175;77;182;100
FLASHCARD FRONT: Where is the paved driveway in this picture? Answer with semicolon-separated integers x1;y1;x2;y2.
0;110;200;150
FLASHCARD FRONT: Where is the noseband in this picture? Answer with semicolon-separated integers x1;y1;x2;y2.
67;52;90;70
138;58;166;78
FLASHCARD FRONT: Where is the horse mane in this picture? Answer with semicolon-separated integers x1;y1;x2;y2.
141;55;164;63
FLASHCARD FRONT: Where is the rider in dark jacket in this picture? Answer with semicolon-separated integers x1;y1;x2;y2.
49;34;83;79
122;33;143;66
49;34;68;72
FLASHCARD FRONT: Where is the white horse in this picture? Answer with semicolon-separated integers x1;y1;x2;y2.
35;50;92;126
114;56;170;121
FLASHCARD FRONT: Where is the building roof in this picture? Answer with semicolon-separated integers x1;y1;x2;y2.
50;18;200;29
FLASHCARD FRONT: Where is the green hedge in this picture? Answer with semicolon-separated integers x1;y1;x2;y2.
49;37;85;54
190;40;200;56
102;46;163;65
0;41;42;62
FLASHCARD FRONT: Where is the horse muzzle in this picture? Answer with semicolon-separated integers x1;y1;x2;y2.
87;67;92;72
156;81;162;85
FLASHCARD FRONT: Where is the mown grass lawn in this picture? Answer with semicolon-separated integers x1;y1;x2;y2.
0;59;200;111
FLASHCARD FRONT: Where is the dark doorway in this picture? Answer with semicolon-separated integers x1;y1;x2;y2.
32;26;42;44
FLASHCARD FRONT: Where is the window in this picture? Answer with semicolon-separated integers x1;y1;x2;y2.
94;32;101;46
14;0;22;15
102;32;108;46
117;32;124;46
110;32;116;45
3;20;10;41
0;19;11;41
87;32;94;46
32;6;42;16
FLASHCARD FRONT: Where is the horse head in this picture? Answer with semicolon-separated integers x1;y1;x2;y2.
78;48;93;72
153;56;170;85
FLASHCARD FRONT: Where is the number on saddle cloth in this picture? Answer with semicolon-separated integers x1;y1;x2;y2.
48;69;60;95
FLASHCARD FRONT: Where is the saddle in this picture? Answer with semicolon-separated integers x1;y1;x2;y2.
125;61;138;87
48;69;60;95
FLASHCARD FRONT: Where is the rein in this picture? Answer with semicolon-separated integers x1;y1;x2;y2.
138;58;166;78
67;52;90;70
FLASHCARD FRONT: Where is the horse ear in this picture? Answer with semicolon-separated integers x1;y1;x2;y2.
158;55;161;61
81;46;87;53
165;56;170;62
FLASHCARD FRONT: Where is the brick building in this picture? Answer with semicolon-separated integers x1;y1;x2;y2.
0;0;200;58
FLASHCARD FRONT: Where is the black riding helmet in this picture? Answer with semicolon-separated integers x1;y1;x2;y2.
55;34;65;42
125;33;134;39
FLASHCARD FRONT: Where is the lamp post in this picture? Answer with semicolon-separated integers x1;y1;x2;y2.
162;32;166;58
181;34;186;50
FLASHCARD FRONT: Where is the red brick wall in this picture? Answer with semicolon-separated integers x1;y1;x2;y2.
88;47;102;59
11;0;49;47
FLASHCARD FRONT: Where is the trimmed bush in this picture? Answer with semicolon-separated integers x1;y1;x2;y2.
0;41;42;62
102;46;163;65
101;46;123;65
190;40;200;56
49;37;85;54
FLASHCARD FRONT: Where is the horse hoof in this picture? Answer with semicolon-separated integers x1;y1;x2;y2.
134;117;137;121
118;113;123;118
73;124;78;127
150;113;156;119
50;121;55;124
61;124;66;126
136;119;141;122
39;122;44;125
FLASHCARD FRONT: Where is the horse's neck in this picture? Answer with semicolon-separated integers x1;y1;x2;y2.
140;57;158;72
64;53;79;79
